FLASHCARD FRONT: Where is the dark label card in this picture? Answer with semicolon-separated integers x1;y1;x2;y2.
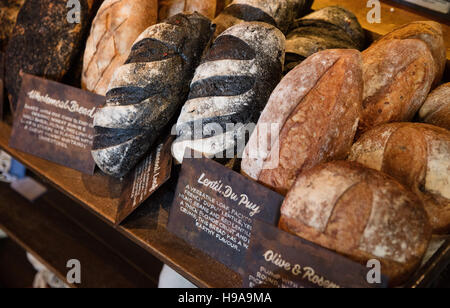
115;136;174;225
243;221;389;288
9;74;105;174
167;156;284;273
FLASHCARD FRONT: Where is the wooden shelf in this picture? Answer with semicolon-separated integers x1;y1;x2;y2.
0;122;241;288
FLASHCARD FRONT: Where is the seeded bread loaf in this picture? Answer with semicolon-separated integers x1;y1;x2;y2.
0;0;25;51
280;161;431;286
171;22;285;165
419;83;450;130
349;123;450;234
82;0;158;96
241;49;363;195
92;13;214;178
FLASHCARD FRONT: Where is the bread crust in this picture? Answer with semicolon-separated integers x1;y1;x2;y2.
158;0;218;20
419;83;450;130
82;0;158;95
349;123;450;234
279;161;431;286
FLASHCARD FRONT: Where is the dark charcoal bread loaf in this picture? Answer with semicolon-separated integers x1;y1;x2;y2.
285;6;365;73
5;0;96;113
0;0;25;51
213;0;312;37
172;22;285;164
92;13;215;178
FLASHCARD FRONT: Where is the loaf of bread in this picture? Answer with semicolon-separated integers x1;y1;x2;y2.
349;123;450;234
213;0;312;37
285;6;365;73
158;0;220;20
5;0;96;112
171;22;285;165
360;38;435;133
92;13;214;178
82;0;158;96
0;0;25;51
241;49;363;195
419;83;450;130
371;21;445;88
280;161;431;286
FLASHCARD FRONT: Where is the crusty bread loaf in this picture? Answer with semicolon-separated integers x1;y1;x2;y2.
241;49;363;195
213;0;311;36
82;0;158;96
158;0;219;20
360;39;435;133
0;0;25;51
371;21;445;88
419;83;450;130
349;123;450;234
92;13;214;178
171;22;285;165
280;161;431;286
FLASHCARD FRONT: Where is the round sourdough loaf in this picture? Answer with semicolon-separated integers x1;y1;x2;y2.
279;161;431;286
349;123;450;234
419;83;450;131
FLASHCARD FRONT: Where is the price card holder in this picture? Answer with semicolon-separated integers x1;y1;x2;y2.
243;220;389;288
384;0;449;21
9;74;105;174
167;155;284;273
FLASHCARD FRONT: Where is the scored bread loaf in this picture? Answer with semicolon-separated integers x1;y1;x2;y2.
279;161;431;286
92;13;215;178
82;0;158;96
213;0;312;36
171;22;285;165
418;83;450;130
158;0;220;20
371;21;445;88
5;0;96;112
360;38;435;133
0;0;25;51
241;49;363;195
349;123;450;234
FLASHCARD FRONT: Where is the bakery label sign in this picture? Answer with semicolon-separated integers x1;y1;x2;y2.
243;221;389;288
9;74;105;174
167;155;284;273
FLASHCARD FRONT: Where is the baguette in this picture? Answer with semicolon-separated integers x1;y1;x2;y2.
419;83;450;130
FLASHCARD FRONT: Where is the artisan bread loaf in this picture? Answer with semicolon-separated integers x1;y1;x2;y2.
241;49;363;195
371;21;445;88
0;0;25;51
5;0;96;112
171;22;285;165
349;123;450;234
419;83;450;130
158;0;220;20
280;161;431;286
82;0;158;96
92;13;214;178
213;0;311;36
360;39;435;133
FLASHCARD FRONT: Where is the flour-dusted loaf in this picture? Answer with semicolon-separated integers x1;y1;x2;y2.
419;83;450;130
171;22;285;165
349;123;450;234
158;0;220;20
242;49;363;195
5;0;96;112
0;0;25;51
213;0;311;36
360;39;435;133
92;13;214;178
285;6;365;73
82;0;158;96
371;21;445;88
280;161;431;286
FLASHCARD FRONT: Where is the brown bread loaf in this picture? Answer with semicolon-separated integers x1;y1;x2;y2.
360;39;435;133
241;49;363;195
158;0;219;20
349;123;450;234
82;0;158;96
0;0;25;51
419;83;450;130
371;21;445;89
279;161;432;286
